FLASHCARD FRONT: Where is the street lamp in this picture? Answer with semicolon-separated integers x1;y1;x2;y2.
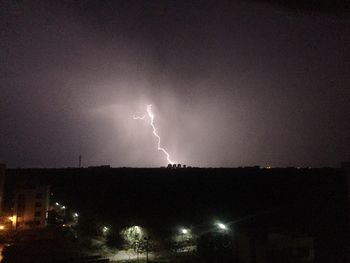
215;222;228;231
181;228;189;234
101;226;109;238
179;228;191;247
102;226;109;233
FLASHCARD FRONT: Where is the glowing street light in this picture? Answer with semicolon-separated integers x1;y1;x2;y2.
178;228;192;244
102;226;109;233
218;223;227;230
134;225;141;234
181;228;189;234
215;222;228;231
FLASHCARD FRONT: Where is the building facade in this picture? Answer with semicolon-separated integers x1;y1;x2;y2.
12;185;50;229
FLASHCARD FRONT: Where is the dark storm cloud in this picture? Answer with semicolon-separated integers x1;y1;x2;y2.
1;0;349;168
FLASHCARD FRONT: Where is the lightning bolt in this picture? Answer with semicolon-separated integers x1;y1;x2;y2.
133;104;175;165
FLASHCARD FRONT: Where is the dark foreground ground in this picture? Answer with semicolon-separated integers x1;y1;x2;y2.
3;167;350;262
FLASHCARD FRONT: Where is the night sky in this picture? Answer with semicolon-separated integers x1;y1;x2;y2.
1;0;349;168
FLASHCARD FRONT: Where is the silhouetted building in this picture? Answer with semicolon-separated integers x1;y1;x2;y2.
255;233;314;263
12;185;50;229
0;164;5;215
341;161;350;170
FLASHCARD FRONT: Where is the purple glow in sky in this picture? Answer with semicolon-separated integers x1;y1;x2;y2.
0;1;349;168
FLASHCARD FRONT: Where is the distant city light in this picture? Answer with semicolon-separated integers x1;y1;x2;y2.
62;206;66;209
55;202;59;206
73;212;78;217
102;226;109;233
